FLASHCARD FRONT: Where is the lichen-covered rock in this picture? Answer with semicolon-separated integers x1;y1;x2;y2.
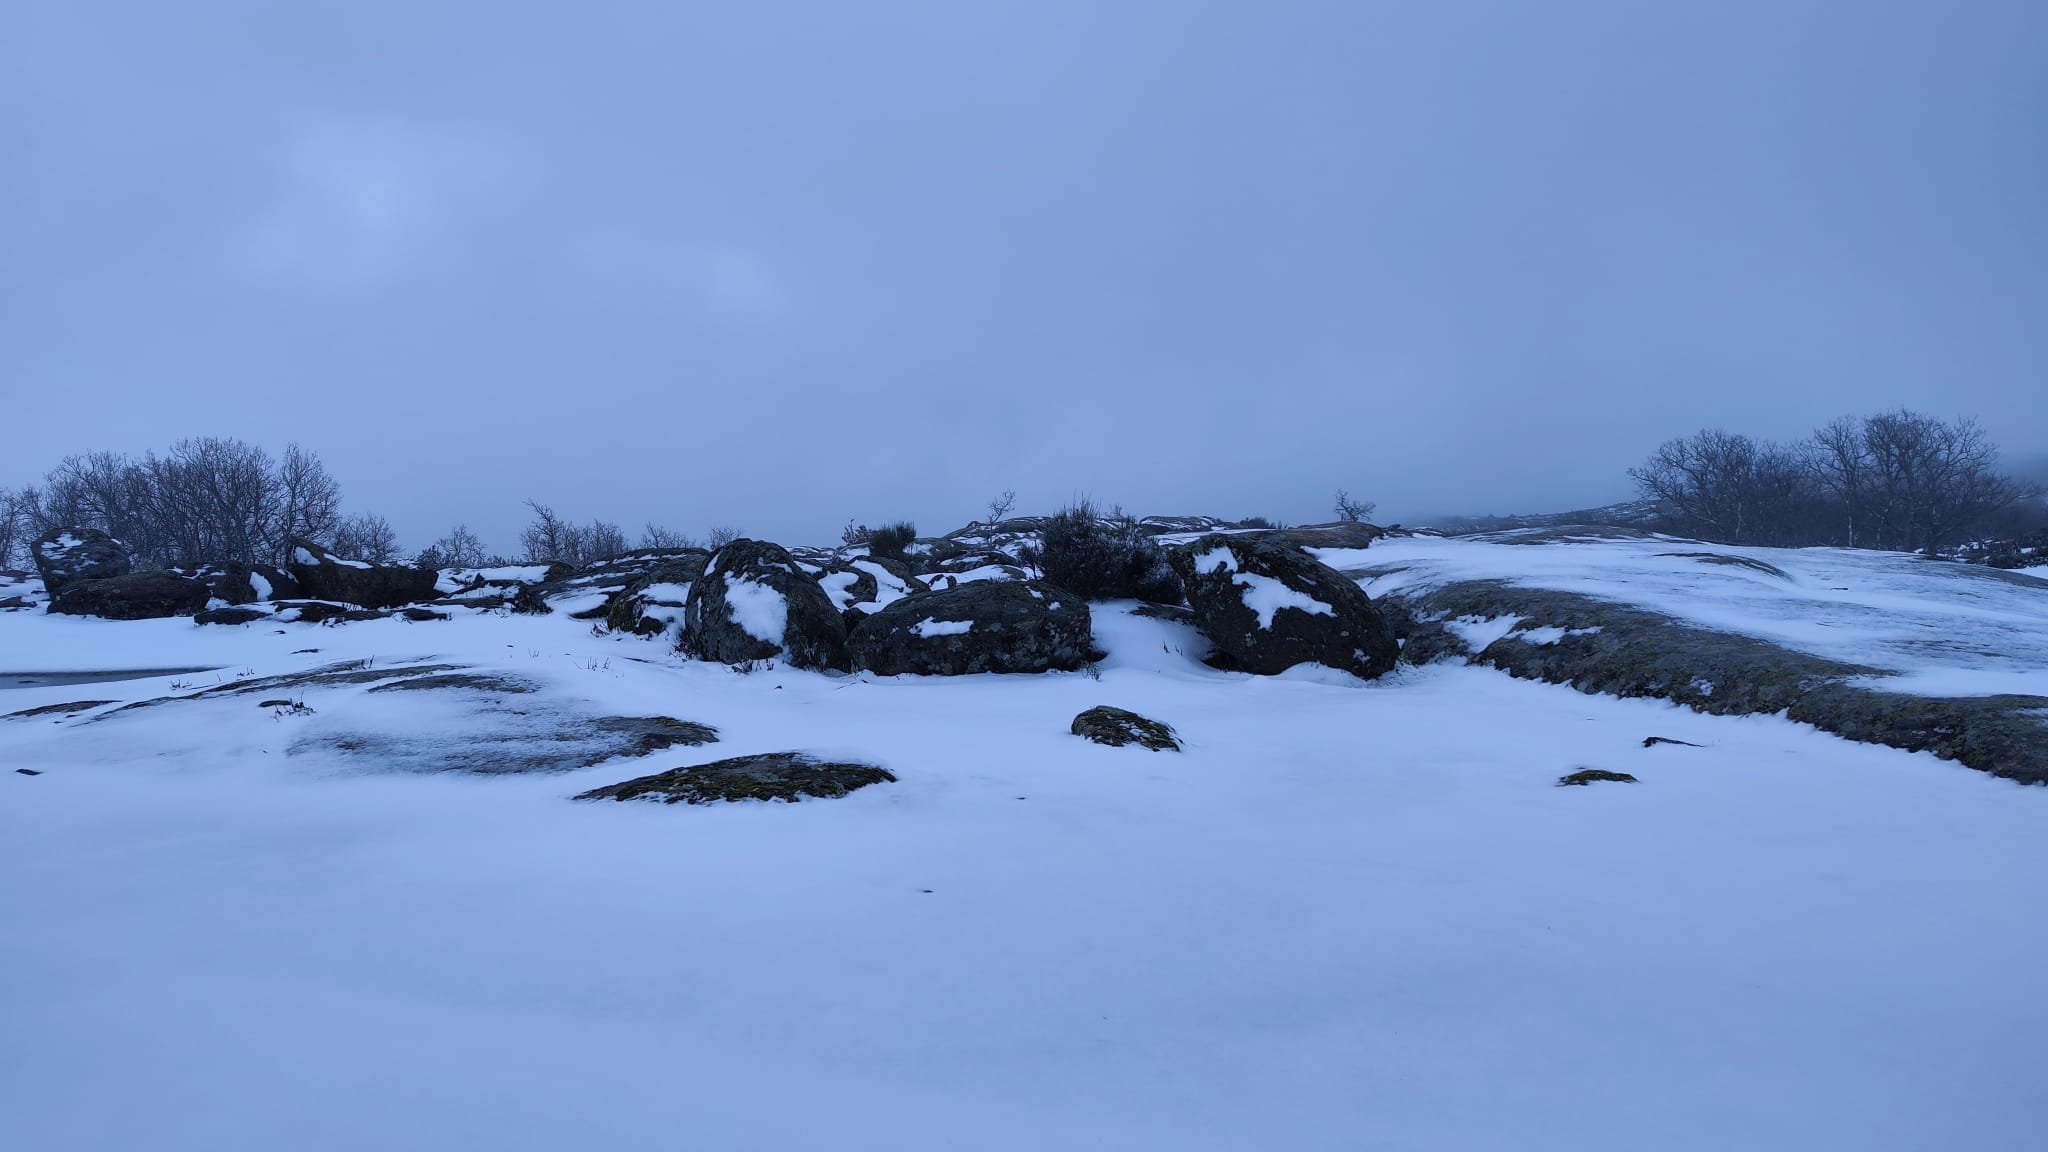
1166;534;1398;679
287;538;438;609
34;528;132;598
683;539;849;670
575;752;893;804
1558;769;1637;786
848;580;1094;676
49;572;210;620
1071;706;1180;751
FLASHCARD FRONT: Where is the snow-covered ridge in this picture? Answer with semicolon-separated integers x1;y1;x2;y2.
1334;535;2048;699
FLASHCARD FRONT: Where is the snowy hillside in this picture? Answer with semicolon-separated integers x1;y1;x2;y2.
4;531;2047;1151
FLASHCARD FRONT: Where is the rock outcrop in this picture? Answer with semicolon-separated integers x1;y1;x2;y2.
848;580;1094;676
683;540;850;670
287;538;439;609
34;529;132;598
1166;534;1399;678
49;572;210;620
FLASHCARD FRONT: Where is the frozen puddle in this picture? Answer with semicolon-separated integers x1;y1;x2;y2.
1;667;219;690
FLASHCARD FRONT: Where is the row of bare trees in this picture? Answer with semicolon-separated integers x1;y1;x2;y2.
512;500;740;566
1631;410;2043;553
0;438;406;570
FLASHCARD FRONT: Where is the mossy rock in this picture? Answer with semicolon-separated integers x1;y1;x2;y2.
5;699;116;720
366;672;538;695
575;751;893;804
1071;706;1181;751
1558;769;1637;786
1388;579;2048;785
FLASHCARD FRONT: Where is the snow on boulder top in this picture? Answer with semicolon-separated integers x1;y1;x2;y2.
1233;573;1335;630
684;539;850;671
1167;533;1399;680
722;574;790;646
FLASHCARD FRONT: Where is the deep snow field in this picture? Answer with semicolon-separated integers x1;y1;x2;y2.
5;536;2048;1151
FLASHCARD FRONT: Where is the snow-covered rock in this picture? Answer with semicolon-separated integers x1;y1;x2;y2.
1167;534;1399;679
684;539;849;670
33;527;131;598
48;571;210;620
848;580;1093;676
287;538;439;610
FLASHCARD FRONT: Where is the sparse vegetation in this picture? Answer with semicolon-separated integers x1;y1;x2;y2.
1334;490;1376;523
1022;500;1182;604
519;500;629;566
986;489;1017;523
640;523;698;550
413;524;488;571
866;520;917;559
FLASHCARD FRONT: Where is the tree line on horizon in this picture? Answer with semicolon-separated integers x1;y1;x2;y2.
1630;408;2045;555
0;437;740;574
3;414;2041;576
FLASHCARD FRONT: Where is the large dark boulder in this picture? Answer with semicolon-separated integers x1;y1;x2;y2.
195;562;301;605
1166;534;1398;679
49;572;210;620
287;538;438;609
848;580;1094;676
34;528;132;598
605;557;707;636
683;540;850;670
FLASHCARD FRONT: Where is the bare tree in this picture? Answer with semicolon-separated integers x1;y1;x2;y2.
641;523;699;550
706;526;742;550
426;525;488;569
331;513;401;565
1333;489;1376;523
579;520;629;563
520;500;572;563
1860;411;2033;554
274;444;341;562
0;486;27;568
1630;429;1767;543
986;489;1017;524
143;437;281;566
1807;416;1873;548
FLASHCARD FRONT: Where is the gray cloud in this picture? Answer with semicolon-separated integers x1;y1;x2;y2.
5;1;2044;552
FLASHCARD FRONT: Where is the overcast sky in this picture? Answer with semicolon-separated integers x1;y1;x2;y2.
5;1;2044;552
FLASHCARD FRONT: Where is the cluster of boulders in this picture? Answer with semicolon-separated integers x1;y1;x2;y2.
23;516;1405;685
668;525;1399;681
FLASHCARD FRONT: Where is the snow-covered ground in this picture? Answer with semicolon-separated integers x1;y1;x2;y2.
4;539;2047;1150
1329;532;2048;698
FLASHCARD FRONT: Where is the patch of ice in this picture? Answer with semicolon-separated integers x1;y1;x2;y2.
723;576;788;646
910;618;974;638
